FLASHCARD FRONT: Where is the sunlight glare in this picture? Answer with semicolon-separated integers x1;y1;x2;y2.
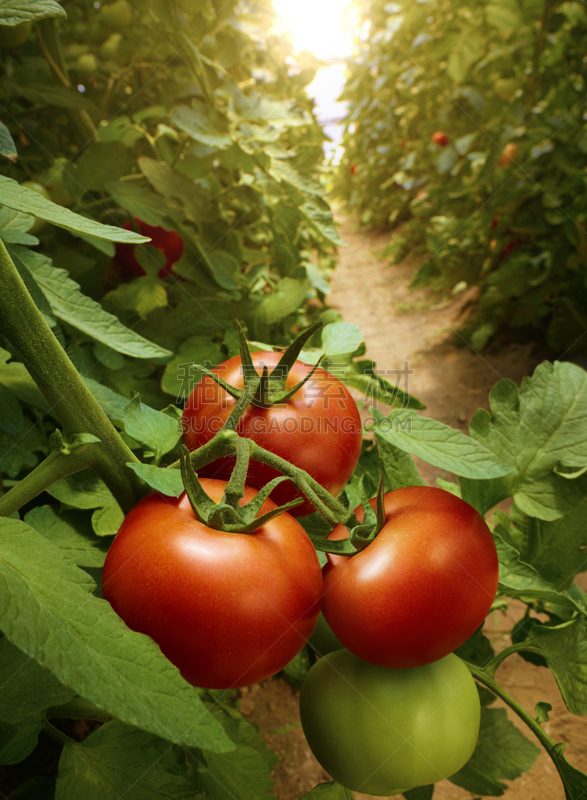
273;0;354;60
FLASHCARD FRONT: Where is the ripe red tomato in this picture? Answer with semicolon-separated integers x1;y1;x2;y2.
432;131;449;147
498;142;519;167
113;217;184;279
350;165;357;175
322;486;499;668
182;351;363;516
102;479;323;689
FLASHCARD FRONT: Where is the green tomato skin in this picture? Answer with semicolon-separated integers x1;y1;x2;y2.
300;650;480;796
308;612;344;657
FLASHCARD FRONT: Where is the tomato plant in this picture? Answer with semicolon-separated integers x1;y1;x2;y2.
300;649;480;795
102;479;322;689
182;350;363;516
321;486;499;668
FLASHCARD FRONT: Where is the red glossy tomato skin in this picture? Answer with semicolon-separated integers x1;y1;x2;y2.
102;479;323;689
182;351;363;516
322;486;499;669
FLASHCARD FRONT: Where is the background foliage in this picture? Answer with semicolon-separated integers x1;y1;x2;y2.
334;0;587;353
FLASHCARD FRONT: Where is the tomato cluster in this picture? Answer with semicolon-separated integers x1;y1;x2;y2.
102;332;499;795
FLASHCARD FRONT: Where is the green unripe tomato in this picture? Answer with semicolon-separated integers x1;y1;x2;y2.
307;612;344;657
495;78;519;101
100;0;132;29
99;32;122;59
20;181;51;235
0;22;32;48
76;53;98;74
300;650;480;796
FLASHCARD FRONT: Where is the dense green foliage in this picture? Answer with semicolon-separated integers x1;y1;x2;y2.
335;0;587;353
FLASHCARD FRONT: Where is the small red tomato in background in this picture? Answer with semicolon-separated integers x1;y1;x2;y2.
182;351;363;517
350;165;357;175
500;238;524;261
491;212;500;229
432;131;449;147
102;479;323;689
498;142;519;167
113;217;184;279
400;139;408;149
321;486;499;669
415;190;429;200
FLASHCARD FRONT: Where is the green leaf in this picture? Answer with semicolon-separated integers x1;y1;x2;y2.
519;617;587;714
0;177;149;243
376;434;426;490
198;740;274;800
486;2;523;28
269;160;323;197
24;506;112;568
7;776;55;798
402;785;434;800
9;246;171;360
322;322;363;357
0;518;232;751
138;157;215;223
126;463;184;497
46;470;123;537
0;0;65;24
300;200;343;246
0;417;46;477
105;181;170;228
72;143;132;193
104;276;168;318
496;501;587;587
55;721;197;800
171;103;232;150
255;277;309;326
372;408;515;479
83;378;129;421
550;742;587;799
348;361;425;410
449;707;540;796
0;637;74;764
300;782;354;799
0;383;23;435
161;336;225;399
0;119;16;161
493;528;586;612
464;362;587;520
123;394;180;462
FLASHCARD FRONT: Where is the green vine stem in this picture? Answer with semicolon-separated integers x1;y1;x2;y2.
46;696;112;723
0;240;144;515
0;449;91;518
467;657;576;798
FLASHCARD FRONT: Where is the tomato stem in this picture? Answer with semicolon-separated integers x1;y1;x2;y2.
466;660;575;797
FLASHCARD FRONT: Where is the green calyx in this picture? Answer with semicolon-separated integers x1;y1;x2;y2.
178;445;302;533
197;320;325;409
307;476;387;556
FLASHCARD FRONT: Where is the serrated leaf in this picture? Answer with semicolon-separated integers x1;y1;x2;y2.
463;362;587;520
25;506;112;568
372;408;515;479
0;177;149;243
46;470;122;537
123;394;180;463
105;181;169;228
55;721;197;800
299;200;343;246
9;246;171;360
255;277;309;326
348;361;424;410
83;378;129;421
449;707;539;796
126;463;184;497
138;157;215;223
0;0;65;25
376;434;426;490
520;617;587;714
0;518;232;751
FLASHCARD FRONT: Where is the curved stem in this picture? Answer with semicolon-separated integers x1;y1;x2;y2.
0;448;91;518
0;241;144;513
46;696;112;723
42;718;76;748
466;661;570;793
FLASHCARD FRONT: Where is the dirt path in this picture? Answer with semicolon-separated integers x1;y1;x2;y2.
244;215;587;800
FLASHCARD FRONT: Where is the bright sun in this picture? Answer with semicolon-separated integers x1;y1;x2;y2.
272;0;354;60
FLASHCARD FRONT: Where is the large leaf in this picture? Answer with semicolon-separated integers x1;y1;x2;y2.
24;506;112;568
56;721;198;800
171;104;232;149
0;177;148;242
0;518;232;752
462;362;587;520
372;408;515;479
9;246;171;360
123;394;180;462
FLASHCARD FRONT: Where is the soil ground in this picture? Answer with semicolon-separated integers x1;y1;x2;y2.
242;215;587;800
